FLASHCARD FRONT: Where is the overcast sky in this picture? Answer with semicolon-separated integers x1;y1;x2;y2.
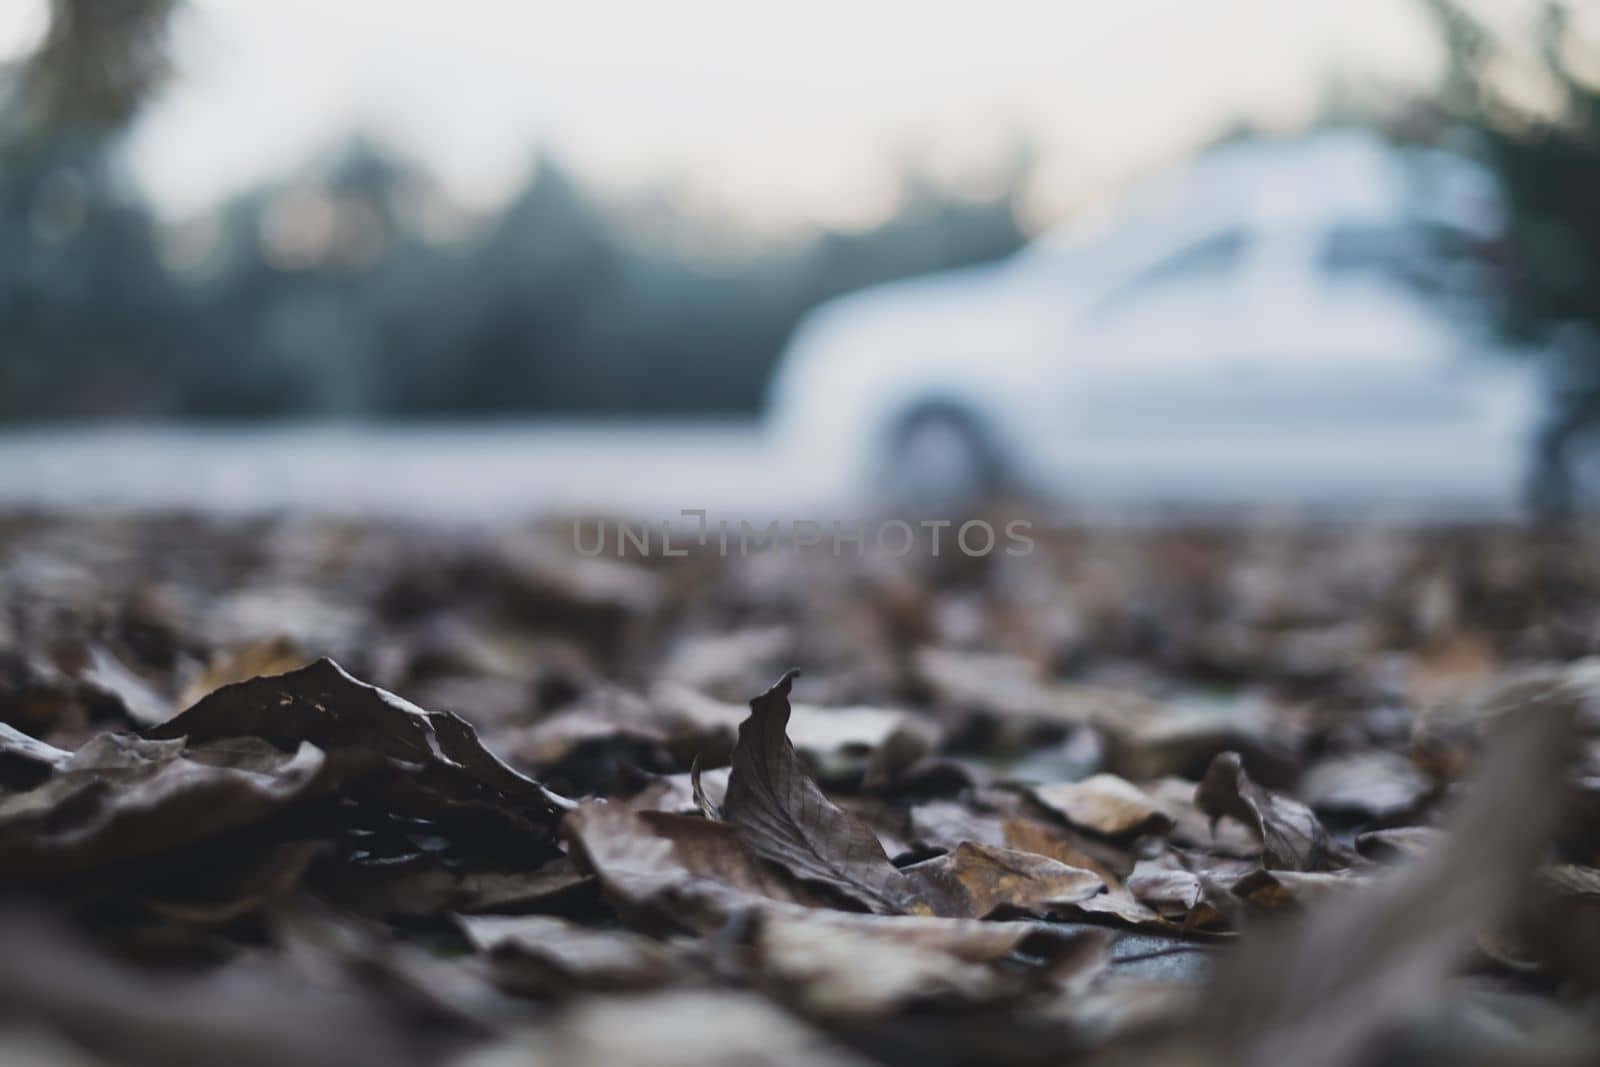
0;1;1493;233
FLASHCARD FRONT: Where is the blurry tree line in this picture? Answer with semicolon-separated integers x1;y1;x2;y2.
1425;1;1600;506
6;1;1600;425
1426;2;1600;346
0;2;1024;422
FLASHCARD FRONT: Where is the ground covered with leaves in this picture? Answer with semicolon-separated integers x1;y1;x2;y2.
5;512;1600;1066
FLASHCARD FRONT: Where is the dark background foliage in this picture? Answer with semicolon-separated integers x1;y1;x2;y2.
0;1;1597;423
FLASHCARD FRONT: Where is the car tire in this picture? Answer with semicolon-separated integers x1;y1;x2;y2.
1530;415;1600;519
881;404;1004;514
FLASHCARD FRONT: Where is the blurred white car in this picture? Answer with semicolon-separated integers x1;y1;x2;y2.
766;129;1549;513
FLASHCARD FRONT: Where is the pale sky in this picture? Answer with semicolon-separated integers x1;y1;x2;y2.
0;0;1476;233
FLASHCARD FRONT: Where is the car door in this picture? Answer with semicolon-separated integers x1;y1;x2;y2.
1243;221;1534;502
1062;225;1287;498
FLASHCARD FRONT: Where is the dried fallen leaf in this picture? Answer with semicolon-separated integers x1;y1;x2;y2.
899;841;1104;919
722;670;919;913
1197;751;1353;872
564;801;821;931
1030;773;1174;838
148;658;573;839
0;733;334;878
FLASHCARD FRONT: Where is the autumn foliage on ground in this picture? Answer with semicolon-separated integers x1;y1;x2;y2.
4;513;1600;1066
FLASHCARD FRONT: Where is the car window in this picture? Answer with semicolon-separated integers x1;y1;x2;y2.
1126;229;1248;290
1319;224;1420;277
1319;222;1497;300
1090;228;1250;317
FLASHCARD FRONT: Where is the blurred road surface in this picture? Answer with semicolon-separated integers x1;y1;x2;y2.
0;421;787;520
0;421;1527;524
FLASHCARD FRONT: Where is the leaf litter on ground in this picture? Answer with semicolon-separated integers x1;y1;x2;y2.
3;514;1600;1065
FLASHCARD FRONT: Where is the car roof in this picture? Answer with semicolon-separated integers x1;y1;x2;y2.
1032;128;1503;271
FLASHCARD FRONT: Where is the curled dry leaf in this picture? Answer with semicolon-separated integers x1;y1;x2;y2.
147;658;573;828
1145;776;1263;859
722;670;919;913
1124;851;1254;928
650;680;931;775
1197;751;1353;872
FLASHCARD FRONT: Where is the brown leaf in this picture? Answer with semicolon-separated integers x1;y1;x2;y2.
722;670;918;913
1145;776;1263;859
1066;884;1170;928
0;733;334;878
899;841;1103;918
1124;850;1253;928
1030;774;1175;838
1197;751;1352;871
909;800;1123;883
564;801;822;931
147;658;572;830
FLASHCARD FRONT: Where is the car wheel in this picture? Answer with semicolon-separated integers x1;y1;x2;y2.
1563;424;1600;516
1530;416;1600;519
882;405;1003;513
